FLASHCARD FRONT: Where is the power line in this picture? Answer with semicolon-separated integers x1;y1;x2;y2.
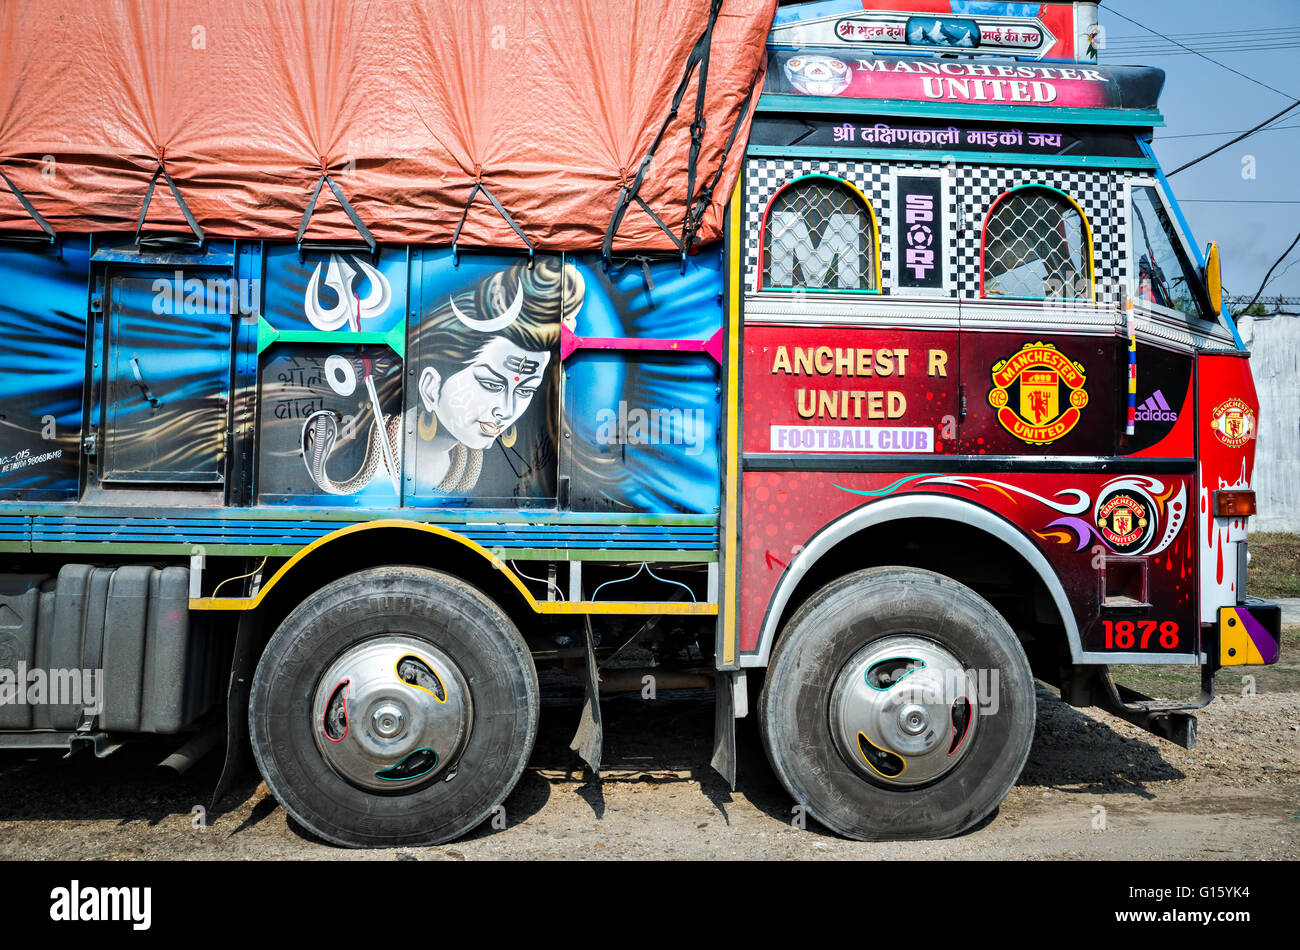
1265;256;1300;289
1158;123;1300;140
1107;35;1300;51
1126;44;1300;57
1238;229;1300;315
1109;37;1300;49
1109;32;1300;45
1109;34;1300;44
1167;99;1300;177
1108;26;1300;42
1179;199;1300;204
1099;3;1296;99
1104;27;1300;52
1105;39;1300;57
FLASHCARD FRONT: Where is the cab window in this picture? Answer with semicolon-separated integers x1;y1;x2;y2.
1129;184;1210;319
981;186;1093;301
761;175;879;292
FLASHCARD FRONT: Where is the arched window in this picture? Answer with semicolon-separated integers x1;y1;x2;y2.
761;175;879;293
980;186;1094;301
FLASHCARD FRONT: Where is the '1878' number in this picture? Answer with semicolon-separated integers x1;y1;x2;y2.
1102;619;1179;650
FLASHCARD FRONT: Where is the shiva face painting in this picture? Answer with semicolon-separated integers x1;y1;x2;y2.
412;257;580;497
419;337;549;452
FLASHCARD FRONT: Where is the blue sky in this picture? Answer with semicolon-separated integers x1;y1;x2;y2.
1103;0;1300;302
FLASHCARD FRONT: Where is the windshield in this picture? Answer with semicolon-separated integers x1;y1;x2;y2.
1130;185;1209;320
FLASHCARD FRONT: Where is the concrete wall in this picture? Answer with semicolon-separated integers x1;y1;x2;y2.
1237;314;1300;533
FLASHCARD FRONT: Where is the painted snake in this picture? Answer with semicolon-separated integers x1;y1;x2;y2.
302;410;485;495
302;410;401;495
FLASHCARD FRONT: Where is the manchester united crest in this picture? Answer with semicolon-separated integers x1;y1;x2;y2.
1209;397;1255;448
1095;490;1154;553
988;342;1088;445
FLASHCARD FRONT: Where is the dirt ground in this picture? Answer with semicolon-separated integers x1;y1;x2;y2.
0;668;1297;861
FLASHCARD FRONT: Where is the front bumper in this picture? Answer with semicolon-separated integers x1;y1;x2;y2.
1215;596;1282;666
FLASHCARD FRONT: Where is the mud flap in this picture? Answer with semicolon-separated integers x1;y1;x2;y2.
211;612;261;811
569;615;603;775
710;671;737;790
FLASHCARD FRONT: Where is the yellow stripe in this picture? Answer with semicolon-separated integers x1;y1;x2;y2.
537;601;716;616
835;178;884;292
190;594;715;617
185;519;717;617
1058;191;1097;303
187;520;538;612
721;177;743;666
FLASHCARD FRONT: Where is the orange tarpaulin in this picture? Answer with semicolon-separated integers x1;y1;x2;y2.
0;0;775;251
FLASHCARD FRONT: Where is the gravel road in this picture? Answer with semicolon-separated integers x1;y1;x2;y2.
0;672;1296;861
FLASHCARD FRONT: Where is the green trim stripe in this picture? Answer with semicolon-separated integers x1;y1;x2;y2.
3;505;717;527
255;316;406;358
746;145;1155;170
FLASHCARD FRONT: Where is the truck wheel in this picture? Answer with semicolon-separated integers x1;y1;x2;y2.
759;567;1034;840
249;566;539;847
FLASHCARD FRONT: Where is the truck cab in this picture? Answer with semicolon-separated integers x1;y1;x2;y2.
729;0;1280;838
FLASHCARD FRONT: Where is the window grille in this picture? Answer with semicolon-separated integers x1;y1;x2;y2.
762;178;876;292
982;187;1091;300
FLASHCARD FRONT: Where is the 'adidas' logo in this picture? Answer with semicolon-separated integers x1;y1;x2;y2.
1135;389;1178;423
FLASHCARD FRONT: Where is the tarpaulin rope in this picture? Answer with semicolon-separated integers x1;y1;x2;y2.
135;163;205;246
296;173;376;253
602;0;724;264
0;169;56;241
451;180;536;265
679;0;725;256
683;80;755;254
605;254;665;292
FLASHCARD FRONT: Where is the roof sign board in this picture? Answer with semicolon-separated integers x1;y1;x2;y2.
765;51;1164;114
771;1;1099;63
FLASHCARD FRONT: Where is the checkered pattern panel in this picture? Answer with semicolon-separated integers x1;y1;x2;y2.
744;159;892;294
951;164;1127;300
1112;186;1129;291
744;158;1145;299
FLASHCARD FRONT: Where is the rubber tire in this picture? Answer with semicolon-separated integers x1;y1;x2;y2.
249;566;539;847
758;567;1035;840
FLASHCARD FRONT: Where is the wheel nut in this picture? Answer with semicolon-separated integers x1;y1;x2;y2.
899;703;928;736
372;703;405;738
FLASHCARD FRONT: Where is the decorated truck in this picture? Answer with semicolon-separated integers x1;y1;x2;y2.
0;0;1282;846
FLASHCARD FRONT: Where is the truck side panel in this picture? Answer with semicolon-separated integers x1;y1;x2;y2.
0;239;90;501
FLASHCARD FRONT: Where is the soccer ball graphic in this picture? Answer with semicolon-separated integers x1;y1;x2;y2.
784;55;852;96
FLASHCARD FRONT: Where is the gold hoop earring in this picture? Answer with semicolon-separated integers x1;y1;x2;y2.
500;425;517;448
418;411;438;441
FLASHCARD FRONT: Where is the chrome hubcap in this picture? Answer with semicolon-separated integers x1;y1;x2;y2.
830;636;978;787
311;636;472;791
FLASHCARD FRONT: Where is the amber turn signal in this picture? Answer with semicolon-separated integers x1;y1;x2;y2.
1214;490;1256;518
